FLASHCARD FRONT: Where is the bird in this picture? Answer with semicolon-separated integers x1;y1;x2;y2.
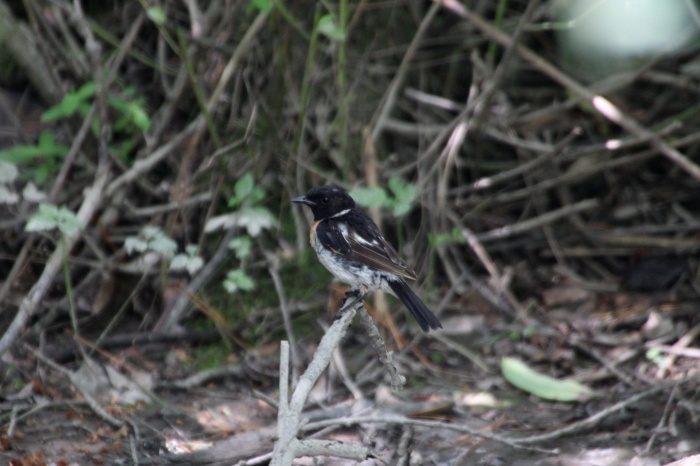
292;186;442;332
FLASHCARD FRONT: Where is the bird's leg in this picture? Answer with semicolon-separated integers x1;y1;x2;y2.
336;288;367;317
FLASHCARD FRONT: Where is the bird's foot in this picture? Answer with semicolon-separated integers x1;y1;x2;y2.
336;289;367;318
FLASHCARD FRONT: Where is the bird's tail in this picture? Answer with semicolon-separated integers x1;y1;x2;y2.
387;279;442;332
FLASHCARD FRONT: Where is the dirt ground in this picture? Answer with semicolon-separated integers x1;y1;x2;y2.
3;287;700;465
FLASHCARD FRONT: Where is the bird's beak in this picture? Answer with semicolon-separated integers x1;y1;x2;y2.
291;196;314;206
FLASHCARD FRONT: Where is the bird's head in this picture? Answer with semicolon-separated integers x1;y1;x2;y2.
292;186;355;221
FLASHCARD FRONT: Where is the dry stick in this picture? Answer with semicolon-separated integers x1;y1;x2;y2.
7;407;19;438
49;104;98;201
0;8;106;310
107;10;267;199
306;372;699;450
356;306;407;391
478;146;660;206
648;346;700;359
429;331;489;372
128;191;213;217
267;252;299;382
153;223;239;331
301;416;555;454
0;239;34;315
370;1;441;143
476;198;600;242
390;120;699;198
436;38;501;213
271;300;375;465
0;0;63;104
440;1;700;182
0;164;110;357
458;224;525;317
0;2;119;354
653;321;700;379
31;1;89;78
162;364;246;390
645;385;680;454
568;339;639;387
515;374;700;445
106;12;269;332
25;344;123;428
471;129;581;192
470;0;542;133
329;339;365;401
105;126;196;198
208;10;268;113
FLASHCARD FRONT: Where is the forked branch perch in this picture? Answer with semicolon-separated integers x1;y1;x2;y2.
270;299;380;465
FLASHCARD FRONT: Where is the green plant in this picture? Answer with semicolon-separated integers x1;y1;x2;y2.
41;82;151;161
0;81;151;190
26;203;83;236
205;173;277;295
0;131;69;165
25;203;84;342
171;245;205;275
350;176;417;217
645;348;672;373
125;226;178;258
124;226;204;276
428;227;465;248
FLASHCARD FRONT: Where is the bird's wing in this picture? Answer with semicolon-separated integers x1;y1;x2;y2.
315;220;352;255
321;211;417;281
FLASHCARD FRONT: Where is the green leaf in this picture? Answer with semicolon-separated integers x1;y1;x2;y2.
41;82;95;122
147;232;177;258
0;131;69;163
645;348;662;363
223;269;256;293
234;173;254;202
501;357;595;402
318;15;346;41
350;186;388;208
391;196;413;217
429;232;451;247
388;177;416;217
248;0;272;13
146;6;166;25
25;211;56;232
124;237;148;254
108;97;151;132
171;244;204;275
0;160;18;183
170;251;203;275
228;236;253;260
142;226;161;240
75;81;97;100
249;186;265;205
22;183;47;203
237;206;276;236
126;227;177;258
0;186;19;205
426;229;465;249
25;203;83;235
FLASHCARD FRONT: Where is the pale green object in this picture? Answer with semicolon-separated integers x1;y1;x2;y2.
553;0;700;81
26;203;84;235
501;357;595;402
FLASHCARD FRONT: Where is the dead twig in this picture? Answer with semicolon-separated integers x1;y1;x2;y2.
440;1;700;181
271;299;373;465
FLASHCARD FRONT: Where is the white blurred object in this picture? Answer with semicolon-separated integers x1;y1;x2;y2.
553;0;700;81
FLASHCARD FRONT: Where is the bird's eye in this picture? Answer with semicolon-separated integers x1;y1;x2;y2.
322;197;329;204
